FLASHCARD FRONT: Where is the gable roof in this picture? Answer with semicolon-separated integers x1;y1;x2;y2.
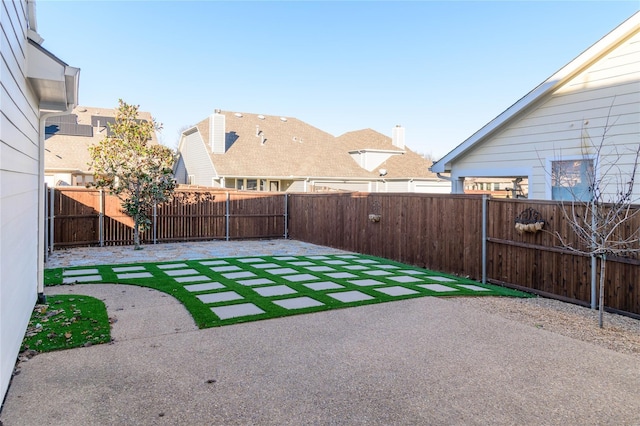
44;105;158;173
431;11;640;174
186;111;438;179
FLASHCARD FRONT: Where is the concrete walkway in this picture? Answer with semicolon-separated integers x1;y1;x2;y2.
2;240;639;425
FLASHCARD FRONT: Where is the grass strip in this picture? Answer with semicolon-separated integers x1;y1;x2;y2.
21;294;111;354
45;254;533;330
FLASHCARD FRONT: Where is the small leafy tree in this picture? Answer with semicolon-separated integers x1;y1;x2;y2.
552;107;640;327
89;100;176;249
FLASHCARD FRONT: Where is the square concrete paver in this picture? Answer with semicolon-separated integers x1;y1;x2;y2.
303;281;344;291
197;291;244;304
163;269;199;276
273;256;297;261
306;266;335;272
236;258;266;263
157;263;189;269
349;279;383;287
211;265;242;272
175;275;211;283
427;276;457;282
116;272;152;280
327;290;374;303
184;282;226;292
249;263;281;269
418;284;459;292
323;260;348;265
388;276;422;283
306;255;330;260
283;274;319;282
363;270;393;276
266;268;298;275
458;284;491;292
63;269;99;276
325;272;357;279
253;285;297;297
199;260;229;266
238;278;275;286
374;286;419;296
273;297;324;309
112;266;146;273
222;271;256;279
343;265;369;271
63;275;102;284
211;303;265;320
288;261;315;266
399;270;426;275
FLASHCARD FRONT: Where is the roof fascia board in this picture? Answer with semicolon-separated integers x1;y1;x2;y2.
431;11;640;174
348;149;405;154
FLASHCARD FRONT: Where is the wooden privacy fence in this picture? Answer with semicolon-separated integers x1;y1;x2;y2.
47;188;639;317
286;193;640;317
46;187;287;248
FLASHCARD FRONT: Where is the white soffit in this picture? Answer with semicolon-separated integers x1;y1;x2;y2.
26;39;79;112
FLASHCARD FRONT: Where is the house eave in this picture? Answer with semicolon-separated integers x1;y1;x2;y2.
26;38;80;112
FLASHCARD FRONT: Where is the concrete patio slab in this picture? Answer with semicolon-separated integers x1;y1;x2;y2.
3;295;638;425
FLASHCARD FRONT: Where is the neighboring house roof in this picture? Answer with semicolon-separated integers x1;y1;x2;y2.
44;106;158;173
431;11;640;174
185;111;438;179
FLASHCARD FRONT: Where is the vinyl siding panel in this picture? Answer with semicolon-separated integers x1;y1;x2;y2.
173;155;188;184
0;0;40;401
179;131;216;186
452;31;640;200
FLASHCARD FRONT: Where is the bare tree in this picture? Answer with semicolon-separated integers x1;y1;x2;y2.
551;107;640;327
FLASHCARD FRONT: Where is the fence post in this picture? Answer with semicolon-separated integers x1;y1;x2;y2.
482;194;488;285
284;193;289;239
226;192;230;241
44;184;49;261
99;189;105;247
49;185;55;255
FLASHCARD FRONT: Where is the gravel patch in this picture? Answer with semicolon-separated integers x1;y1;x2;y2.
453;296;640;358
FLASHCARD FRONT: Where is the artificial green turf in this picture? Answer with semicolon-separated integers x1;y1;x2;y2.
21;294;111;353
45;254;532;329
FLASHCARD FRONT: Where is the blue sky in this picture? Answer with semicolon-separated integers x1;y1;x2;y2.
36;1;638;159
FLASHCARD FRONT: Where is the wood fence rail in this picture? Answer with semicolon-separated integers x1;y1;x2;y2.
46;188;639;317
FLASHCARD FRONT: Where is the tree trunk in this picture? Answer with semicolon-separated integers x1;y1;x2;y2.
598;254;607;328
133;216;141;250
133;182;142;250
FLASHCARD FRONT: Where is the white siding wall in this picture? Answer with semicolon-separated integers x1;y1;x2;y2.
451;31;640;200
0;0;40;401
178;131;216;186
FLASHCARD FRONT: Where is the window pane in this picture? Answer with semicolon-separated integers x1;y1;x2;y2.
246;179;258;190
551;159;593;201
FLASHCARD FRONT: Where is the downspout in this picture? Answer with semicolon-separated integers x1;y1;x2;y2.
38;109;74;302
